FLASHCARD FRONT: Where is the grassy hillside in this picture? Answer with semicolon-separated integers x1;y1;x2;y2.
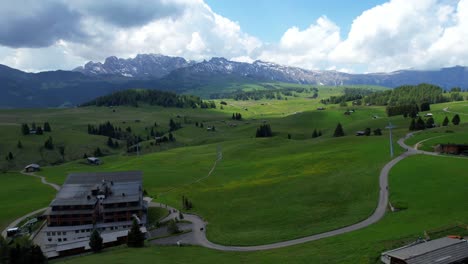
0;86;465;263
56;155;468;264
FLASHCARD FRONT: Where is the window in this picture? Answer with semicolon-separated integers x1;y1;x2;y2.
48;238;52;242
52;232;55;236
75;230;79;233
47;232;51;236
58;238;62;242
63;238;67;241
63;232;67;235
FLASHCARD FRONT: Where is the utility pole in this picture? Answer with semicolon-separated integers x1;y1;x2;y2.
386;121;395;158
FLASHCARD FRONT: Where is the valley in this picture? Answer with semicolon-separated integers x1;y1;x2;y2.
0;84;466;263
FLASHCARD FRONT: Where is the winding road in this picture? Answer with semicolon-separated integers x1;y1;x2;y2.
4;132;463;251
147;131;452;251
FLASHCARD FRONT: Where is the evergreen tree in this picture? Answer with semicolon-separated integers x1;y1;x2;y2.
318;130;322;137
107;137;114;148
442;116;449;126
169;132;175;142
425;117;435;128
83;153;88;159
127;219;145;247
94;147;103;157
29;245;46;264
35;126;43;135
31;122;36;130
333;123;345;137
452;114;461;125
7;152;13;160
59;146;65;160
200;123;204;128
89;229;103;253
43;122;51;132
21;124;30;135
232;113;235;120
287;134;291;139
364;128;371;136
44;137;54;150
312;129;318;138
373;128;383;136
415;117;426;130
17;141;23;149
409;118;416;131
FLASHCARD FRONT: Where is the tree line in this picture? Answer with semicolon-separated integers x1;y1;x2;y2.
21;122;52;135
210;87;318;101
320;88;375;105
81;89;216;109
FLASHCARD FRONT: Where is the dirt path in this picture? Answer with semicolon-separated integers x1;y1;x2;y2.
20;171;60;191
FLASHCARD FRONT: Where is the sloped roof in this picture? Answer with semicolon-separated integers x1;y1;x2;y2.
383;237;468;264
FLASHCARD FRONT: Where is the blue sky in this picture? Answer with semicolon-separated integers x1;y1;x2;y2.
205;0;387;42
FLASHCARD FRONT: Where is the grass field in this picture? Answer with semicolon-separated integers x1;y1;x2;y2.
56;154;468;264
0;88;466;263
0;173;55;230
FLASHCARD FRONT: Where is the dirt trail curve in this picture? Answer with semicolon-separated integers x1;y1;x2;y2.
148;132;442;251
5;132;460;250
20;171;61;191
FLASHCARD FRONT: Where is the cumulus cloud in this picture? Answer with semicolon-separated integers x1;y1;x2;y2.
0;1;86;48
258;16;341;70
0;0;262;71
1;0;468;73
71;0;186;28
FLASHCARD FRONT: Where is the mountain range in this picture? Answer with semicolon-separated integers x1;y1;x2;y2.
0;53;467;108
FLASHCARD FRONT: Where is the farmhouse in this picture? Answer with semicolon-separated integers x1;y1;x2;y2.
434;144;468;155
24;163;40;172
381;237;468;264
356;131;366;136
38;171;147;258
87;157;101;165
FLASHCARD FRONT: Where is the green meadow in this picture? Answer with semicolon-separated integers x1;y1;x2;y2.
56;155;468;264
0;85;466;263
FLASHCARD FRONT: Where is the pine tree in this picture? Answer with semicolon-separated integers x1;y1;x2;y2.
232;113;235;120
44;137;54;150
59;146;65;160
169;132;175;142
409;118;416;131
35;126;43;135
89;229;103;253
43;122;51;132
7;152;13;160
17;141;23;149
442;116;449;126
333;123;344;137
364;128;371;136
426;117;435;128
127;219;145;247
287;134;291;139
416;117;426;130
94;147;103;157
373;128;382;136
21;124;30;135
452;114;461;125
107;137;114;148
312;129;318;138
318;130;322;137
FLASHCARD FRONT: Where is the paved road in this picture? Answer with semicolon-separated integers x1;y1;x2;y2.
6;131;463;250
148;131;467;251
1;207;48;238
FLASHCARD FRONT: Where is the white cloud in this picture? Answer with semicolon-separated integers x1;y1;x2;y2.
258;16;341;70
1;0;468;73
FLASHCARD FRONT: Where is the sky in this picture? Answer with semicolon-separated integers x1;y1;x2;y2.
0;0;466;73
